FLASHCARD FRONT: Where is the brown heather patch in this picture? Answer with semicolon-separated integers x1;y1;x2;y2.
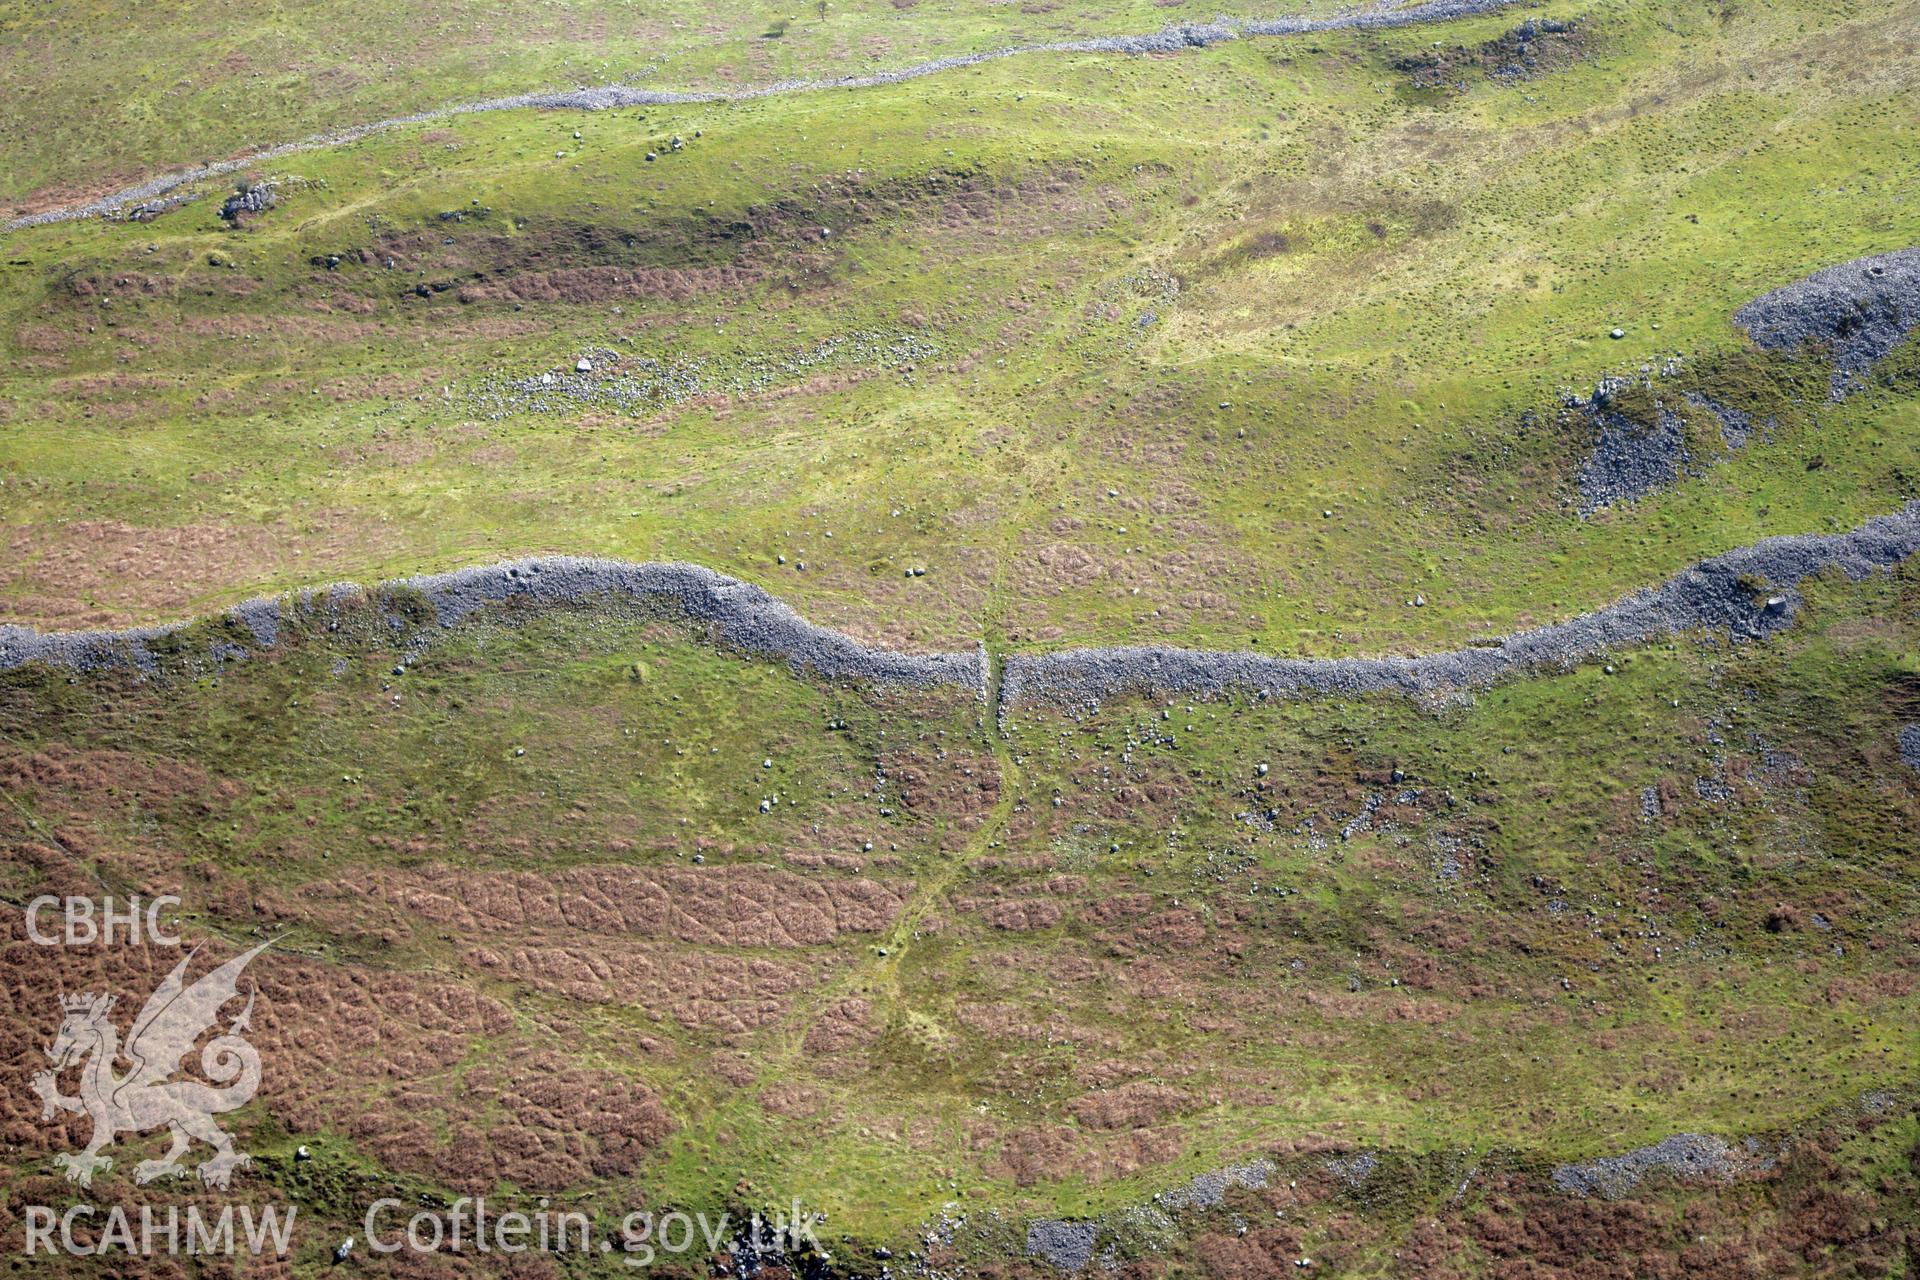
326;863;913;948
465;942;816;1034
172;312;387;342
346;164;1096;317
43;370;179;399
1123;906;1207;951
1074;1051;1188;1088
801;996;876;1055
404;1049;671;1189
1192;1227;1307;1280
0;741;222;813
14;323;74;354
1;512;391;629
971;897;1067;932
0;742;238;896
888;737;1001;800
786;542;999;652
1066;1081;1193;1130
990;1123;1187;1186
455;264;764;305
0;927;671;1193
6;157;159;221
60;270;176;300
950;999;1058;1043
760;1081;826;1118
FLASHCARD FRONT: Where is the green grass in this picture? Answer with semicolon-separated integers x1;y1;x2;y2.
0;0;1378;210
4;0;1919;1272
3;561;1914;1258
2;0;1916;662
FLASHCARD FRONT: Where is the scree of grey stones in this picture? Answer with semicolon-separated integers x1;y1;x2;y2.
6;0;1524;232
218;183;277;222
1568;247;1913;513
1898;723;1920;772
0;559;985;693
1575;376;1693;515
6;506;1920;711
998;502;1920;712
1572;246;1920;513
1733;247;1920;399
1024;1221;1097;1273
1157;1159;1273;1211
1023;1158;1272;1272
1682;391;1758;450
1551;1133;1772;1200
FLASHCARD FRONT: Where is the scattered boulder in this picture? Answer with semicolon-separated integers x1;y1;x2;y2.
219;182;277;224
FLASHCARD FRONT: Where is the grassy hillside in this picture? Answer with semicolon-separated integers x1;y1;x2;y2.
0;0;1366;213
2;0;1918;1274
1;0;1916;657
2;553;1916;1272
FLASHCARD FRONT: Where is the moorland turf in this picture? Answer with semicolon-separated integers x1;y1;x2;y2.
2;0;1918;1274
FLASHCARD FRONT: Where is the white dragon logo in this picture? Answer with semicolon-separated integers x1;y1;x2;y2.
31;942;269;1190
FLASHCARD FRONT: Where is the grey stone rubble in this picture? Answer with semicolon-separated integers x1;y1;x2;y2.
1324;1150;1380;1190
218;183;277;221
1025;1158;1272;1272
127;193;200;222
1000;503;1920;712
1575;376;1693;515
1683;391;1757;450
0;559;985;692
1026;1111;1866;1274
1339;793;1384;841
876;1104;1910;1275
3;0;1519;233
1733;247;1920;399
1485;17;1576;81
1024;1220;1098;1273
1576;245;1919;514
6;506;1920;706
1156;1158;1274;1210
1574;373;1771;517
3;506;1920;706
476;351;709;419
1899;724;1920;772
1551;1132;1774;1200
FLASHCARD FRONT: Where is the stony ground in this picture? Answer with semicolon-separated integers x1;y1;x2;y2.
1;0;1918;1275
